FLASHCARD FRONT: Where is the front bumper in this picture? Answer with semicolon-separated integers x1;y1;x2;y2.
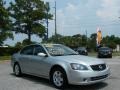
99;52;112;57
67;67;110;85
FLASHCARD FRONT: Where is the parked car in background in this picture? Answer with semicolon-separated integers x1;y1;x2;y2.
77;47;88;56
98;47;112;58
11;44;110;89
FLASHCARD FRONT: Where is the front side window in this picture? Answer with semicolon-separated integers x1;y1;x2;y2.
20;46;34;55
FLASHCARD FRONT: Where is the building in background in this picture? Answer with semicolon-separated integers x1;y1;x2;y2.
113;45;120;52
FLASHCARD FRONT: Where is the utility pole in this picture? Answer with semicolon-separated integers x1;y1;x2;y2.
86;30;88;47
46;12;49;39
46;2;50;40
54;1;57;36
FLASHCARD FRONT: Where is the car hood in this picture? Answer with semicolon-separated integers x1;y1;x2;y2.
52;55;105;65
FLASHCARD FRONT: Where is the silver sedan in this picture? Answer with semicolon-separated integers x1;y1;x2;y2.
11;44;110;89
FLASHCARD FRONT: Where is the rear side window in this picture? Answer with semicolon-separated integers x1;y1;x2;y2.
20;46;34;55
33;45;46;55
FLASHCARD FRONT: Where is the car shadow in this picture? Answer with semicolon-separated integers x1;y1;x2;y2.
10;73;54;88
65;82;108;90
10;73;108;90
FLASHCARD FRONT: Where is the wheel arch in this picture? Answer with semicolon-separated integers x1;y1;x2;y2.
49;64;68;81
13;61;20;71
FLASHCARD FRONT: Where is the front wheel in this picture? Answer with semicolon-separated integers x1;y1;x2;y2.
109;55;112;58
50;67;68;89
13;64;22;76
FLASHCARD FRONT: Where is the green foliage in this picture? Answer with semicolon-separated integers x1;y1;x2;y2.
14;39;37;48
45;33;120;51
0;0;13;45
14;42;22;48
8;0;52;42
44;34;88;48
88;33;97;51
102;35;119;49
0;47;20;56
0;56;11;61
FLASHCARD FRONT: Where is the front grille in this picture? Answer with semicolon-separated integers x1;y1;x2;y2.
101;51;109;55
91;74;108;81
91;64;106;71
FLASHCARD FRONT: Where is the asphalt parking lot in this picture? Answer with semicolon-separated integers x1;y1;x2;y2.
0;57;120;90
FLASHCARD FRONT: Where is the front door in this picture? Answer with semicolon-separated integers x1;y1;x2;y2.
30;45;50;77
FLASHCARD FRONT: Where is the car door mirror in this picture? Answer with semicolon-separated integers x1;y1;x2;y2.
37;53;47;57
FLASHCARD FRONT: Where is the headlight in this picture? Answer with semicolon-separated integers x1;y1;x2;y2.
85;50;87;52
70;63;88;70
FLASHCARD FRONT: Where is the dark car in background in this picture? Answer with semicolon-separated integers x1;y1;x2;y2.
98;47;112;58
77;47;88;56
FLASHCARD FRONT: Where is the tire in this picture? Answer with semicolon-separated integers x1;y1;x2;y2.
13;63;22;76
98;54;103;58
109;55;112;58
97;54;101;58
50;67;68;89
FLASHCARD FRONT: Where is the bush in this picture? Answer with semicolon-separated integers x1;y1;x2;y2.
0;47;21;56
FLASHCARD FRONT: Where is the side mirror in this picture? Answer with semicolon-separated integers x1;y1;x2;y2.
37;53;47;57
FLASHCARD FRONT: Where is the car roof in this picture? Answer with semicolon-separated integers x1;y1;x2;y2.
42;43;61;46
23;43;62;47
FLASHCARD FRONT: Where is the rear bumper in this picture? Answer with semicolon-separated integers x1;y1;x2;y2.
67;67;110;85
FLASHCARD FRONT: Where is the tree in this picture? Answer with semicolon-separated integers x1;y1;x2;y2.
89;33;97;51
22;38;36;46
0;0;13;45
9;0;52;43
102;35;120;49
14;42;22;48
46;34;87;48
45;34;63;43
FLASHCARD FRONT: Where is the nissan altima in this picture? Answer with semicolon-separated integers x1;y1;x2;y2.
11;44;110;89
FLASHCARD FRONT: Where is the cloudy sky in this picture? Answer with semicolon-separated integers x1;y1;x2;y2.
5;0;120;46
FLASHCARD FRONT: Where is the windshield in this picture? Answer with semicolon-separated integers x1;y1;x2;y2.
78;47;86;50
100;47;110;50
44;44;78;56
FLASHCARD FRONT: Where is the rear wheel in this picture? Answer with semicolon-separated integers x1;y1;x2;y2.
50;67;68;89
14;64;22;76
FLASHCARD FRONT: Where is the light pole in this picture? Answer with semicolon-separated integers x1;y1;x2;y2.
54;1;57;36
46;2;50;40
46;12;49;39
86;30;88;47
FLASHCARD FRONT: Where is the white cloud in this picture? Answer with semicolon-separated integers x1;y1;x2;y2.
48;2;81;36
97;0;120;21
53;3;82;36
